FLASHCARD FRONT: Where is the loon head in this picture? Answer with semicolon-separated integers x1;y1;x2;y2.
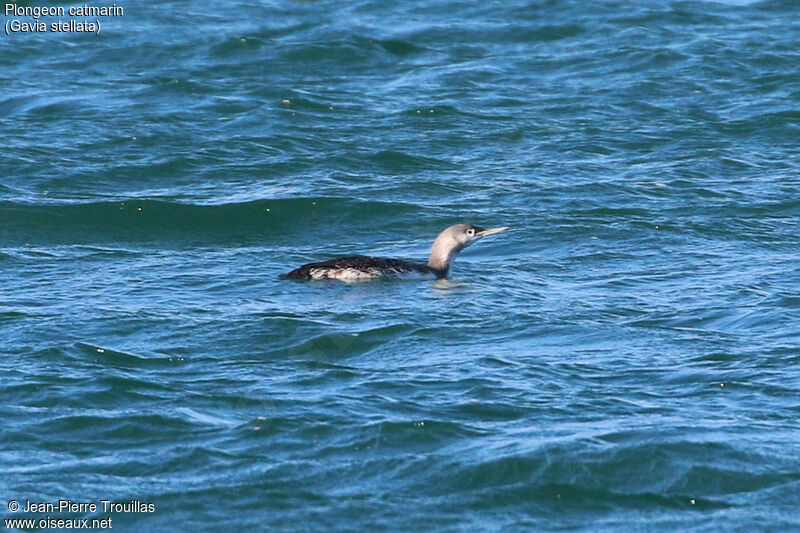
427;223;508;276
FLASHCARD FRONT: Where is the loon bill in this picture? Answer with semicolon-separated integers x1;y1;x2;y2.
280;224;508;281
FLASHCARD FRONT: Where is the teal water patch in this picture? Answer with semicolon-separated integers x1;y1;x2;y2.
0;197;425;245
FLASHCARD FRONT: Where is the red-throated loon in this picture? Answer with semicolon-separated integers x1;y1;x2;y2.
280;224;508;281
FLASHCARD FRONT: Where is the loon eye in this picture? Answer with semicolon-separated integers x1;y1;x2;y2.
466;228;475;236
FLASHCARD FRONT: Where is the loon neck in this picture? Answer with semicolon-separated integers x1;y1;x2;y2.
427;248;457;278
427;227;470;278
427;263;449;278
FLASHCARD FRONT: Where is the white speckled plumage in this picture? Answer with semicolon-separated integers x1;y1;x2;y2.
307;267;437;282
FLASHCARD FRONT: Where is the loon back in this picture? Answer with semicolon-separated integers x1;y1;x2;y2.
279;256;438;281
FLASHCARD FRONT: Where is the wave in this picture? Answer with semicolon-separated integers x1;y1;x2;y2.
368;150;460;171
414;437;793;512
274;323;416;361
0;197;424;244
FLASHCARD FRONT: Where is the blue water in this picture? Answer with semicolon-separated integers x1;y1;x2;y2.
2;0;800;530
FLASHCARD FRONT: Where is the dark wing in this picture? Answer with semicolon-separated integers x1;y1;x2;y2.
280;256;429;279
